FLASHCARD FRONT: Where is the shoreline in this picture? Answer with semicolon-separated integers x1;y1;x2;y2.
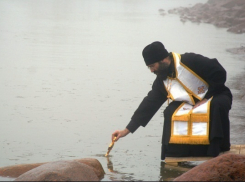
167;0;245;34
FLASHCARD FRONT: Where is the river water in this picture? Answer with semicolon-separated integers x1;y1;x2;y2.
0;0;245;181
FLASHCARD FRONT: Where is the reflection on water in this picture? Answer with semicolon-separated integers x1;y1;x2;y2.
101;154;199;181
160;161;206;181
102;156;136;181
106;156;114;172
160;162;190;181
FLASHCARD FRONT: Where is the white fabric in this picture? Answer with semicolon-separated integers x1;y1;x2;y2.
172;98;212;137
192;122;207;135
173;52;208;100
164;79;194;105
163;52;209;105
173;121;188;135
175;103;192;116
192;101;209;113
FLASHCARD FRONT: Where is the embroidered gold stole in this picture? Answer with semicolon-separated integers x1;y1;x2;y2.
163;52;211;145
169;99;212;145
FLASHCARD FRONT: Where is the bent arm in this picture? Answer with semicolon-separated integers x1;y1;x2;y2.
126;77;167;133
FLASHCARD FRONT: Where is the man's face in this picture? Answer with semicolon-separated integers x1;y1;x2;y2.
148;58;170;80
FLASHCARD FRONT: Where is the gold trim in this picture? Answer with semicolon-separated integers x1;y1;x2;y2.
169;99;212;145
172;52;209;101
206;97;213;139
188;108;193;136
172;53;197;103
172;53;179;78
191;114;209;122
169;136;209;145
176;77;200;102
173;115;189;121
163;79;175;102
179;61;208;87
170;102;186;140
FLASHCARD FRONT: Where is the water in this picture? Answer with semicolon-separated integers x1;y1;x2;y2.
0;0;245;181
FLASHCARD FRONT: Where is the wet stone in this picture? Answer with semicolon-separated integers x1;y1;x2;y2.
174;153;245;181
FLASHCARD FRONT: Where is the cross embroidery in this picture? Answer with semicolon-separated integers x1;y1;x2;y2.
198;86;205;94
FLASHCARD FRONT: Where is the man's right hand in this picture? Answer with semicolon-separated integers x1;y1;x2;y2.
112;128;130;142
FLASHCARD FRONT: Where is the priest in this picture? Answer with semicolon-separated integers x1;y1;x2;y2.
111;41;232;160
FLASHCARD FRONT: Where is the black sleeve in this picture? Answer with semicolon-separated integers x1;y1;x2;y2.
181;53;228;100
126;77;167;133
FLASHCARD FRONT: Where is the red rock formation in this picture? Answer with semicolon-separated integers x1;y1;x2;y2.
174;153;245;181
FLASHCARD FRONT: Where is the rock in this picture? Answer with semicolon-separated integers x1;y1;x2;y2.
0;163;45;178
174;153;245;181
74;158;105;180
226;46;245;54
0;158;105;180
159;9;166;16
14;160;99;181
167;0;245;34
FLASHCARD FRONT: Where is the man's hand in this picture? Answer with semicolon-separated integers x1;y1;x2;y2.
112;128;130;142
193;98;208;109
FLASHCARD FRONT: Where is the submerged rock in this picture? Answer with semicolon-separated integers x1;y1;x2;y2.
174;153;245;181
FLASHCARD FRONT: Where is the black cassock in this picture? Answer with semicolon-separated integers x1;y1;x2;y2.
126;52;232;160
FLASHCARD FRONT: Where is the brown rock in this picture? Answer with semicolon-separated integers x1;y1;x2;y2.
14;160;99;181
0;158;105;180
0;163;45;178
174;153;245;181
74;158;105;180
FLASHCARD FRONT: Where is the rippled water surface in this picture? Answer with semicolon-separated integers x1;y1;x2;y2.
1;0;245;181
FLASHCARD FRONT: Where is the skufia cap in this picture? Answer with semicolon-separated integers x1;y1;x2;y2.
142;41;169;66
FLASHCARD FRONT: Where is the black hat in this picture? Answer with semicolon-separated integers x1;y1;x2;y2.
142;41;169;66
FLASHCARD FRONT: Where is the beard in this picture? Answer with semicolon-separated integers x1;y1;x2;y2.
154;61;170;80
